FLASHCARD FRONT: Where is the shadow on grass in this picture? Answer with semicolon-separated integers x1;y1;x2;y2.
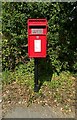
38;55;53;90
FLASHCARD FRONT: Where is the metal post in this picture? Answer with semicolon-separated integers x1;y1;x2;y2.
34;58;39;92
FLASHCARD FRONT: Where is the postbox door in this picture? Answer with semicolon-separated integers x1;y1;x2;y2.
28;36;46;58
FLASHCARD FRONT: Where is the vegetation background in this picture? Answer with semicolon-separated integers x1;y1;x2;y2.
1;2;77;115
2;2;77;72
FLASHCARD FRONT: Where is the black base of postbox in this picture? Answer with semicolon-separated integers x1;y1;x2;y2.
34;85;39;92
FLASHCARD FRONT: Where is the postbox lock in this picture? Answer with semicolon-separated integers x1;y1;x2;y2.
36;36;39;39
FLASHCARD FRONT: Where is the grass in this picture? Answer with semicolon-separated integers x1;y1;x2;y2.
2;60;76;115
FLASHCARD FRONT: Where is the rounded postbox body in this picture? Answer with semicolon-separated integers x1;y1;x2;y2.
28;19;48;58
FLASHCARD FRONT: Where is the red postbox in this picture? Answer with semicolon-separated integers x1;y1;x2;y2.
28;19;48;58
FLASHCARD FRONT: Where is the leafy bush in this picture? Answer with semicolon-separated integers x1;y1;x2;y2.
2;2;77;73
2;59;34;88
2;69;15;84
15;59;34;87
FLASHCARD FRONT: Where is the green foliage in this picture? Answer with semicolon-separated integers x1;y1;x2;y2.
2;69;15;84
42;71;72;89
2;66;75;105
50;71;73;89
2;59;34;88
2;2;77;74
15;59;34;88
